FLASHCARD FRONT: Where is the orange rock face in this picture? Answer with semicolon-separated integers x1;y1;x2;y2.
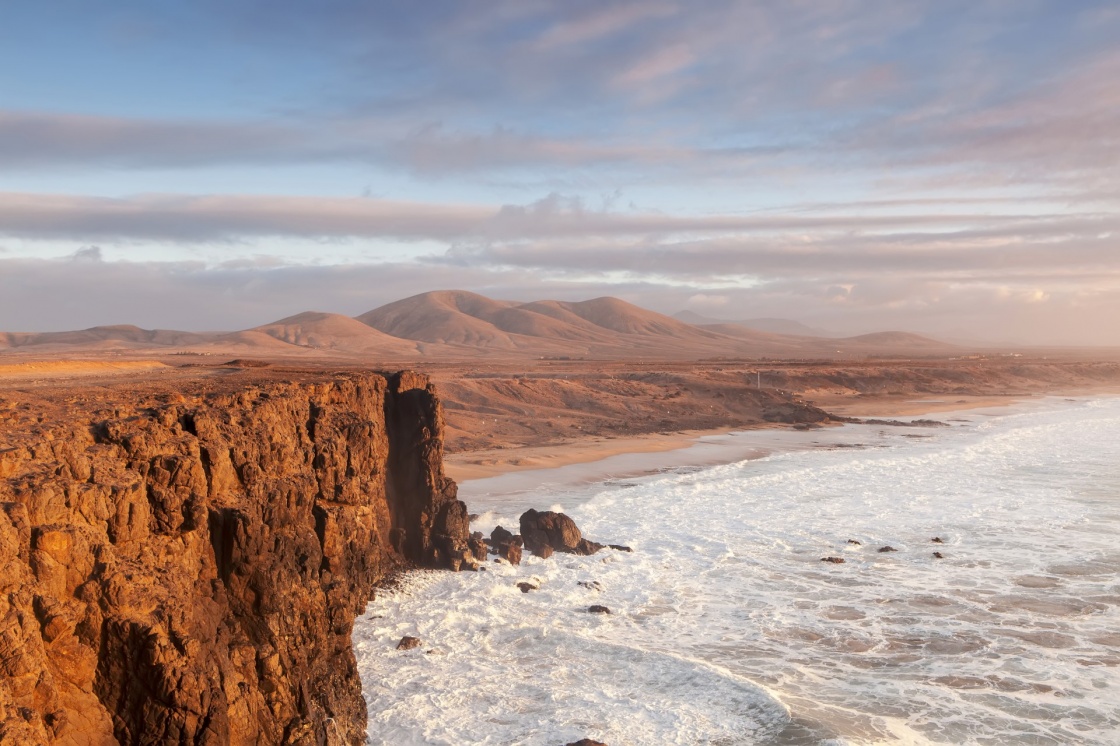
0;370;467;745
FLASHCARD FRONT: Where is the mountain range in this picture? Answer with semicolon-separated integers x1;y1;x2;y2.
0;290;958;360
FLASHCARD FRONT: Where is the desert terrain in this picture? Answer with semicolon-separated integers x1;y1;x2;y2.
4;290;1119;483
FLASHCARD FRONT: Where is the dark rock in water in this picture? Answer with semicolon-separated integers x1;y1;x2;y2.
517;581;539;593
608;544;633;552
499;541;523;565
821;556;846;564
847;539;862;545
397;636;422;651
520;508;603;556
933;551;945;559
488;525;524;565
863;418;950;428
578;580;603;592
932;537;945;544
566;740;608;746
535;543;554;559
468;534;489;562
468;513;480;522
878;546;898;553
490;525;516;546
588;605;611;614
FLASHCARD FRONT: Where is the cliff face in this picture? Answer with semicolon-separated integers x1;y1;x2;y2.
0;370;468;745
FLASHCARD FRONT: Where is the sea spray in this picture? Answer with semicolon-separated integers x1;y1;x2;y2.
355;398;1120;745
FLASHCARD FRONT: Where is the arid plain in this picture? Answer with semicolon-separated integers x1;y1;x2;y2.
5;290;1119;481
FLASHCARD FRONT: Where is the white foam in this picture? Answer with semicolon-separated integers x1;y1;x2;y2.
357;397;1120;744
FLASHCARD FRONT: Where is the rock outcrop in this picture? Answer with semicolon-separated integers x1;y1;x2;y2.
487;526;523;565
0;370;467;745
519;510;602;557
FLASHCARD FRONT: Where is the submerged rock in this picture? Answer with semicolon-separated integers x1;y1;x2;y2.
565;740;608;746
588;605;611;614
932;536;945;544
934;551;945;559
397;636;423;651
878;546;898;553
608;544;633;552
847;539;862;545
517;581;539;593
821;556;846;564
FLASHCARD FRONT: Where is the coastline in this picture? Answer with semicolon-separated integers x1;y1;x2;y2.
444;393;1029;483
452;391;1120;514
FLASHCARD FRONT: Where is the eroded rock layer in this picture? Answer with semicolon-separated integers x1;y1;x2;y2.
0;370;467;745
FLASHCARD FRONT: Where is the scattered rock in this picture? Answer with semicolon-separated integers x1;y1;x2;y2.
608;544;633;552
397;636;422;651
588;605;611;614
847;539;862;545
520;508;603;556
931;537;945;544
878;546;898;553
566;740;608;746
489;525;524;565
517;581;539;593
863;418;949;428
499;542;523;565
490;525;517;546
578;580;603;592
468;534;489;562
821;556;846;564
933;551;945;559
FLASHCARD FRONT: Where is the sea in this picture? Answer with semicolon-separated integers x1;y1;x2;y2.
353;397;1120;745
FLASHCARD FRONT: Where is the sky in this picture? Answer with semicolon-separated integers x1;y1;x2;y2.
1;1;1118;344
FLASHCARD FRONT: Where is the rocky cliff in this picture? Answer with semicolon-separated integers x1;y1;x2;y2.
0;370;468;745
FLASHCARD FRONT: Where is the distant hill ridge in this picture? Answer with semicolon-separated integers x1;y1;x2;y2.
0;289;957;359
672;310;839;338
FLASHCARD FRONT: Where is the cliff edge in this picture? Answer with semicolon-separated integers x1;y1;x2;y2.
0;370;469;745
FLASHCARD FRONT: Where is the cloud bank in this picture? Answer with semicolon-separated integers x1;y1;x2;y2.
0;2;1117;345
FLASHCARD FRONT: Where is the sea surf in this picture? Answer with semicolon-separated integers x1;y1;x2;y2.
354;397;1120;745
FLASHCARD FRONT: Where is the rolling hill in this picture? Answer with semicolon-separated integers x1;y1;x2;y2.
0;290;960;361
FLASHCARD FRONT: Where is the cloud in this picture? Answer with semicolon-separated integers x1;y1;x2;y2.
4;189;1110;256
0;110;322;169
71;245;103;262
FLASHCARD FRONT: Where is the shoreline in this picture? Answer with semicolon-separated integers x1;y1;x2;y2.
444;393;1032;483
452;391;1119;514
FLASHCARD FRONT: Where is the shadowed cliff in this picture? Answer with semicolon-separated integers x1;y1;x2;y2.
0;370;468;745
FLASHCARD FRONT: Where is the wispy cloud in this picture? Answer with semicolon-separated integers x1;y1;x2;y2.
0;190;1097;243
1;2;1118;344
